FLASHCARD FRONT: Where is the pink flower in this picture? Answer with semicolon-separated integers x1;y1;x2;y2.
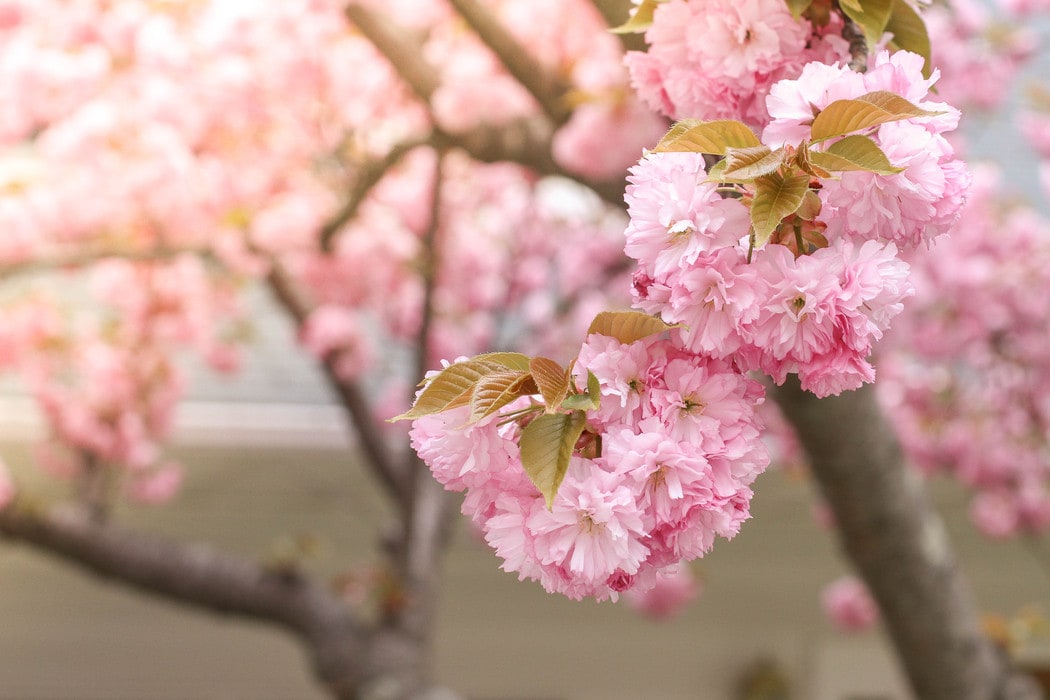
624;151;751;280
626;0;844;128
822;576;879;633
624;565;700;620
526;459;650;599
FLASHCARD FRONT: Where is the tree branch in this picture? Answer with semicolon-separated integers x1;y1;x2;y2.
345;3;439;103
772;377;1042;700
590;0;648;52
320;138;429;253
266;267;411;508
841;17;868;73
344;3;627;208
446;0;571;125
0;503;369;697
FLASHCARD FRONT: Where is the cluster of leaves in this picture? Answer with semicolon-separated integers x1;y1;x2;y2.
652;92;939;255
393;311;672;506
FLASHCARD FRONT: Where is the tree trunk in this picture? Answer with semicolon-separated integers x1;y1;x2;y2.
772;377;1043;700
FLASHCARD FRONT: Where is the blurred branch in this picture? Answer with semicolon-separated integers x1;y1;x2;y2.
266;267;411;509
320;137;430;253
772;377;1042;700
0;246;212;281
412;152;444;392
590;0;648;52
345;3;627;208
344;3;439;102
0;503;369;697
74;452;112;524
446;0;571;124
842;17;868;73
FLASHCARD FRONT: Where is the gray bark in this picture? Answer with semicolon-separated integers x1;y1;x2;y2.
772;377;1044;700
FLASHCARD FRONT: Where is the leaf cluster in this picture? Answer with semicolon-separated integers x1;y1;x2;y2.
652;91;937;249
394;311;673;507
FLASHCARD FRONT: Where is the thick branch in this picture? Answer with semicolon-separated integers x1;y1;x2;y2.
345;3;439;103
446;0;571;124
772;378;1041;700
0;504;368;696
267;268;411;507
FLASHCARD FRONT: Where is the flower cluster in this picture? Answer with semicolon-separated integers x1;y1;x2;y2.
625;0;850;128
628;51;969;397
410;335;768;601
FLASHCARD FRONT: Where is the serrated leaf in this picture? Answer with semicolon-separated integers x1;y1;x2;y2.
784;0;814;19
810;134;903;175
391;359;510;421
796;189;823;221
722;145;786;181
793;141;833;179
609;0;663;33
587;310;672;345
653;119;761;155
885;0;932;78
750;171;811;247
856;91;938;115
810;91;940;142
519;411;588;509
839;0;893;47
706;158;729;182
468;371;535;424
473;352;532;372
530;357;570;413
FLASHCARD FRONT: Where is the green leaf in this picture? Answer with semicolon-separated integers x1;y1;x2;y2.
390;359;509;421
561;371;602;411
809;134;904;175
750;171;811;247
587;310;672;345
784;0;815;19
706;158;728;182
472;352;532;372
468;371;535;424
722;145;786;181
810;91;940;142
793;140;833;179
653;119;761;156
519;411;588;509
610;0;663;33
796;189;823;221
530;357;570;413
839;0;893;47
885;0;932;78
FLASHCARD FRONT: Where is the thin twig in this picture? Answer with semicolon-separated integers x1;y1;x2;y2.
842;17;868;73
266;267;410;507
320;138;430;253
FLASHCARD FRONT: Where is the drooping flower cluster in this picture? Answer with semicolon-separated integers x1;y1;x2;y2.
628;51;970;397
410;334;768;601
